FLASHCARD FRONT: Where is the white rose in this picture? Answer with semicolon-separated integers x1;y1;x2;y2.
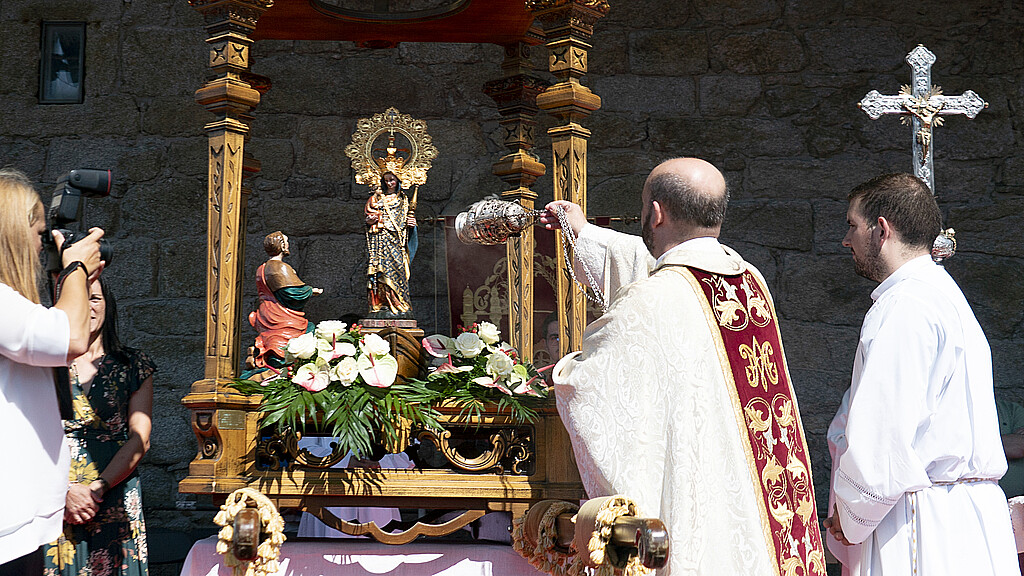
330;357;359;386
477;322;500;345
285;332;318;360
454;332;485;358
361;333;391;356
486;350;514;378
315;320;348;341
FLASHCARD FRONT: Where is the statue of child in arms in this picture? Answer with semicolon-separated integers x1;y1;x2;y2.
249;231;323;369
365;170;417;318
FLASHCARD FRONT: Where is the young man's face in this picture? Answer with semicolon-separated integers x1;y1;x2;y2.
843;199;884;282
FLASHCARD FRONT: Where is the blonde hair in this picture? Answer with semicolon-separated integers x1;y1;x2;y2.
0;168;43;303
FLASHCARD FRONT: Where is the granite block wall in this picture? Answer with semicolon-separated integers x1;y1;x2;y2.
2;0;1022;562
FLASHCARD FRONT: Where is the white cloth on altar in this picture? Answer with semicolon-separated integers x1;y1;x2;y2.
296;436;414;538
553;229;781;575
180;535;543;576
827;255;1019;575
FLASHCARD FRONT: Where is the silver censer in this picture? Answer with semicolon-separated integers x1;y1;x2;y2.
455;198;544;245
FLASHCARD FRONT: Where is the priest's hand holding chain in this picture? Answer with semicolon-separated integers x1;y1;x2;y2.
540;200;587;238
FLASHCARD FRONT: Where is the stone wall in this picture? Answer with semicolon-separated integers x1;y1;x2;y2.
2;0;1023;565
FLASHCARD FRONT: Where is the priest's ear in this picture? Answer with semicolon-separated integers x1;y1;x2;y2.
649;200;666;228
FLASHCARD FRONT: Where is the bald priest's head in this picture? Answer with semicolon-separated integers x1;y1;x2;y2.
640;158;730;258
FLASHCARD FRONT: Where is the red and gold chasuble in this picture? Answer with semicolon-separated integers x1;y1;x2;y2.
674;265;827;576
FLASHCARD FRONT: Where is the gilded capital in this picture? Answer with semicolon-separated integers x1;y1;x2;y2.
189;0;274;35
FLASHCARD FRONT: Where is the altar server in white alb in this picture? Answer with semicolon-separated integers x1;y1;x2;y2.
824;173;1019;575
543;158;827;576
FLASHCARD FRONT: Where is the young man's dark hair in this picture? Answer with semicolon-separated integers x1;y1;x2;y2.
847;173;941;250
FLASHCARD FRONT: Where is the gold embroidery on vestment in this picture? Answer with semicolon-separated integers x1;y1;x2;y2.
683;267;826;575
739;337;778;391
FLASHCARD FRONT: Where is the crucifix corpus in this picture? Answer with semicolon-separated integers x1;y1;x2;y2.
858;44;987;261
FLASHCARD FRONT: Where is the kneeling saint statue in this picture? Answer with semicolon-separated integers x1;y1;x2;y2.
249;231;322;368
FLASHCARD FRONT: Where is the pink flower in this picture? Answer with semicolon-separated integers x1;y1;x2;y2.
472;375;512;396
434;359;473;374
357;353;398;388
513;380;543;397
292;363;330;392
422;334;456;358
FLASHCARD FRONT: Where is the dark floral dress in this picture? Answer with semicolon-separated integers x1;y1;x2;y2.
43;348;155;576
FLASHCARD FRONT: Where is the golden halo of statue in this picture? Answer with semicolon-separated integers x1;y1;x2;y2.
344;107;439;190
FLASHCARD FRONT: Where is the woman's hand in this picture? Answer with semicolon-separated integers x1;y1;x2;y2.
55;227;106;279
65;483;99;524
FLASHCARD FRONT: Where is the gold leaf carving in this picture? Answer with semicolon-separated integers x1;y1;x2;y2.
769;499;794;530
776;398;794;428
795;495;814;524
781;557;804;576
716;299;744;327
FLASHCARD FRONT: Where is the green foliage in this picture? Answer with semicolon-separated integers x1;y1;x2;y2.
231;321;549;459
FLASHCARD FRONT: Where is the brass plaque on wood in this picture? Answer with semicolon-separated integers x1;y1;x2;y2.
218;410;246;430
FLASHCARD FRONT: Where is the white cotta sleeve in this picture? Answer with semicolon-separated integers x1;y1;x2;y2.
0;283;70;367
573;224;654;300
834;294;935;544
826;389;861;565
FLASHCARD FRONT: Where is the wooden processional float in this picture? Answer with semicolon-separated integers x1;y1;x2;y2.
178;1;674;567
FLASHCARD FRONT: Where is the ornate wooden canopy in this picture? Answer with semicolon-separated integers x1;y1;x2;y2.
181;0;609;541
253;0;543;45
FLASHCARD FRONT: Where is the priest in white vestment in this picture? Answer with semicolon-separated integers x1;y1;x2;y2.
825;173;1019;576
544;158;827;576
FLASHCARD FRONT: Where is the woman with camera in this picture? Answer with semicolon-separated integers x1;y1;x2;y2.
0;168;104;574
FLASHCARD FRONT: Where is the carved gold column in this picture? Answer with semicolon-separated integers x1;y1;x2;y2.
180;0;271;494
528;0;608;356
482;42;548;358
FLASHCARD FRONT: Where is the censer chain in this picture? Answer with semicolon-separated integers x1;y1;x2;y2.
554;206;609;313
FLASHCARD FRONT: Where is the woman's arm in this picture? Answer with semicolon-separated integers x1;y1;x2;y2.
53;228;105;361
90;376;153;501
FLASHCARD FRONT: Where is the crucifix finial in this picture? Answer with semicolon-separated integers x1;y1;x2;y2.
858;45;987;194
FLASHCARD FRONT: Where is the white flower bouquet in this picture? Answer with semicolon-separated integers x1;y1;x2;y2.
413;321;548;424
232;321;441;458
233;320;548;458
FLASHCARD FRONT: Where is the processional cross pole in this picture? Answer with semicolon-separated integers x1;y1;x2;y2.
858;45;987;194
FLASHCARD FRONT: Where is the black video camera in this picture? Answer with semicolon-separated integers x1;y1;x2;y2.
44;169;113;273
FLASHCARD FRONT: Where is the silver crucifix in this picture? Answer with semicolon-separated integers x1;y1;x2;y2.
858;45;987;193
